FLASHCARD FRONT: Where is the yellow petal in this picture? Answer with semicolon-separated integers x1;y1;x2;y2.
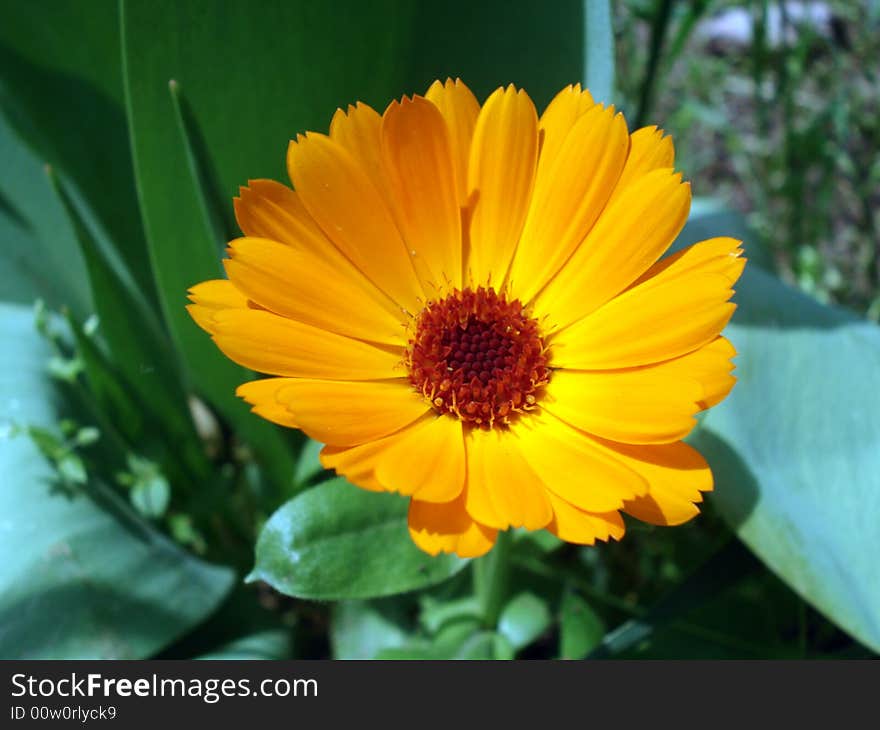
545;492;625;545
651;336;738;409
508;104;629;303
408;491;497;558
463;425;553;530
235;377;300;428
514;410;648;512
234;179;327;245
538;84;596;172
210;308;404;379
534;168;691;332
551;238;744;369
224;237;406;346
544;368;702;444
329;102;388;203
374;415;465;502
186;279;248;333
604;439;714;526
320;430;413;490
607;125;675;204
425;78;480;206
253;378;430;447
632;235;745;286
381;95;462;292
465;85;538;288
287;132;424;314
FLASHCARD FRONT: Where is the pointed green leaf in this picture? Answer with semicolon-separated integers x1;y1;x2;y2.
559;591;605;659
0;113;90;314
250;478;466;600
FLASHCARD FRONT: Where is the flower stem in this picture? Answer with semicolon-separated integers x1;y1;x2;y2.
473;529;513;628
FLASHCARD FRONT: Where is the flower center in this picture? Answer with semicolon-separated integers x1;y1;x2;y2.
406;287;550;428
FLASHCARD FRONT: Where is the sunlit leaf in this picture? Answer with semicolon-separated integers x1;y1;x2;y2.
672;204;880;652
250;478;466;600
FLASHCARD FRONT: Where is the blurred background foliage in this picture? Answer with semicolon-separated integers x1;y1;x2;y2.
0;0;877;659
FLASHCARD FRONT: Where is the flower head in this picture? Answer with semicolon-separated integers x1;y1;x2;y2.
188;79;745;558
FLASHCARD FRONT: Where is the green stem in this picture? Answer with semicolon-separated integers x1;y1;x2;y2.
473;529;513;628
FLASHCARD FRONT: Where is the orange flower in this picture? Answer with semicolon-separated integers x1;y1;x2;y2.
188;79;745;558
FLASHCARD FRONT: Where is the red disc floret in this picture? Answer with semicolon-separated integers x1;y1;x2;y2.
406;287;550;427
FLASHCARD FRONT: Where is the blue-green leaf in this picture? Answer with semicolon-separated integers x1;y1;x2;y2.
0;303;234;659
583;0;615;103
0;113;90;315
677;207;880;653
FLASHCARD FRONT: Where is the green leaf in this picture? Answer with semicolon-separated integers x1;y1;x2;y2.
250;478;466;600
691;262;880;653
0;303;234;659
589;541;758;658
497;592;552;651
582;0;615;103
0;0;159;306
294;439;326;488
129;473;171;520
679;197;774;271
677;205;880;651
117;0;591;492
419;595;481;635
46;171;212;488
196;630;292;660
559;591;605;659
404;0;588;109
0;113;90;315
331;600;411;659
374;620;509;660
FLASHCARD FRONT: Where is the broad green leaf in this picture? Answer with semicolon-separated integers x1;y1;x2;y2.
678;197;774;271
0;113;90;315
582;0;615;103
118;0;589;490
250;478;466;600
498;592;552;651
0;303;234;659
0;0;158;305
559;591;605;659
121;1;327;492
692;263;880;652
681;198;880;654
331;600;410;660
404;0;587;109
